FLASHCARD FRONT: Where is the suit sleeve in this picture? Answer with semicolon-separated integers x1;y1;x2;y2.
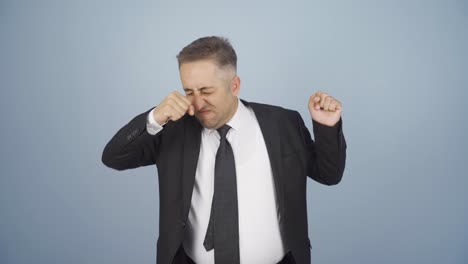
298;113;347;185
101;108;160;171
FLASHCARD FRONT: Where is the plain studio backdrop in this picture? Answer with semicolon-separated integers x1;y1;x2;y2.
1;0;467;263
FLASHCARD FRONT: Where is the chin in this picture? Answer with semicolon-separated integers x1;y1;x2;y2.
196;119;215;129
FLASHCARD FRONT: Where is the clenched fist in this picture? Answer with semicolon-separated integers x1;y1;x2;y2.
153;91;195;125
308;91;342;127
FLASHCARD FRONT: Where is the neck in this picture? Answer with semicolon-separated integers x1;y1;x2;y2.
220;98;239;128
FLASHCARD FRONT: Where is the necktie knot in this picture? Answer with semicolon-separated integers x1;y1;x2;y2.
217;124;231;139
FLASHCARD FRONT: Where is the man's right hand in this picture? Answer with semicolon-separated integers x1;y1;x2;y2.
153;91;195;125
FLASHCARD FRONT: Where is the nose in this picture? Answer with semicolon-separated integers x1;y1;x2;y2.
191;94;205;111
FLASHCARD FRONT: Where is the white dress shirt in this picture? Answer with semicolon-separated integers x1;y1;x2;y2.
147;99;285;263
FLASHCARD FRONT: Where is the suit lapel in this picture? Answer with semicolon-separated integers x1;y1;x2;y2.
182;116;202;218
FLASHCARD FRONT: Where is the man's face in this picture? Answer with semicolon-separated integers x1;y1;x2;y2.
179;60;240;129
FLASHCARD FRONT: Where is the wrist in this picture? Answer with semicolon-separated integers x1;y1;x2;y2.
153;106;168;126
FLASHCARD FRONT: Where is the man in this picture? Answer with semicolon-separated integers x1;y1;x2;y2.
102;36;346;264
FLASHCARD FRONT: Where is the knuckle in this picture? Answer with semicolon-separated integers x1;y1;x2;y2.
160;104;170;112
168;92;178;99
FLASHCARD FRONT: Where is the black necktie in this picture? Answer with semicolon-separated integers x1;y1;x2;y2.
203;124;240;264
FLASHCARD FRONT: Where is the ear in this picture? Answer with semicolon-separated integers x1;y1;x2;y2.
231;75;241;96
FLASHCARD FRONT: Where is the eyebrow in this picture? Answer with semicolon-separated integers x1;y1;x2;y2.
183;86;214;92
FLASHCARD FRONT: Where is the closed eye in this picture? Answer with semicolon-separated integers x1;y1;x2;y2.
184;87;214;96
200;88;213;95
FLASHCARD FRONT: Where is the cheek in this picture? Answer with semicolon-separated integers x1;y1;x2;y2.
204;96;219;107
206;90;230;109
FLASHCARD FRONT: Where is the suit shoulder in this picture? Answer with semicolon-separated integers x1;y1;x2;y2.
248;101;301;118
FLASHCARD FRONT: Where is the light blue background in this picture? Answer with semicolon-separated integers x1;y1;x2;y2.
1;0;467;263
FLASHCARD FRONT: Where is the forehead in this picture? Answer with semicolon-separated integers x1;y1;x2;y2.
179;60;218;80
179;60;233;89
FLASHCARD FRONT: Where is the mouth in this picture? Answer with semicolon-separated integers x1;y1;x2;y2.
197;109;211;117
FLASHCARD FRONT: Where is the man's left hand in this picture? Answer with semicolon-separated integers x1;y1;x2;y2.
308;91;342;127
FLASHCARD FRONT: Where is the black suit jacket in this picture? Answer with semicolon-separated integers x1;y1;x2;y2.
102;99;347;264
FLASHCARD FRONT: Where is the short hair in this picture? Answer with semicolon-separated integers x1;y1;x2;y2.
176;36;237;70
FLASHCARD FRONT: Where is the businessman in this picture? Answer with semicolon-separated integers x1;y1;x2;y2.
102;36;347;264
